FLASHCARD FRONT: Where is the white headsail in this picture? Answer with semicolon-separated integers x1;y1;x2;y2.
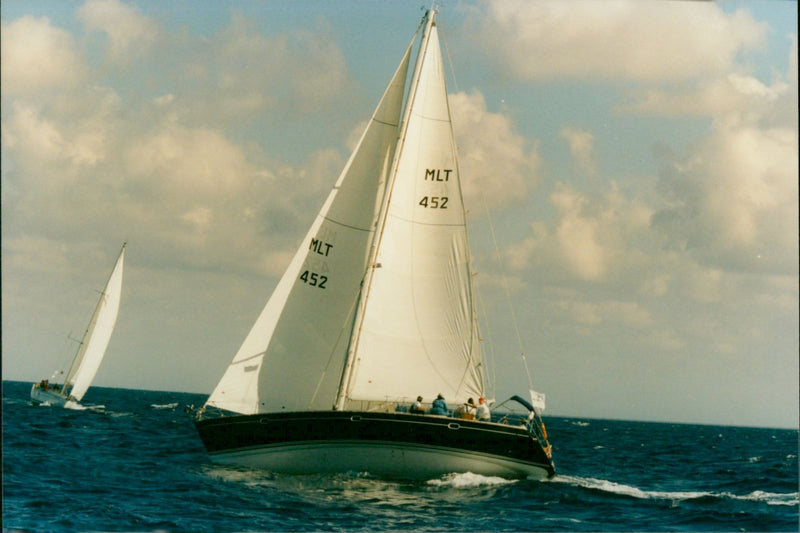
205;39;415;414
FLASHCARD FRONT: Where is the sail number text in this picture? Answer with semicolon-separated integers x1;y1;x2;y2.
310;238;333;256
420;168;451;209
300;270;327;289
419;196;448;209
425;169;452;181
303;238;332;289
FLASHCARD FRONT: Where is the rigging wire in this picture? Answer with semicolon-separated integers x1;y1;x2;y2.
440;19;459;93
473;278;496;395
440;15;489;401
480;195;535;392
441;16;536;393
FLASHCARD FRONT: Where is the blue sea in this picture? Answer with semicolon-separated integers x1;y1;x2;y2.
2;381;798;532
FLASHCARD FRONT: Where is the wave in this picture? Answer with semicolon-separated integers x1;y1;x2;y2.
427;472;517;488
730;490;800;506
106;410;134;418
551;475;710;500
151;403;179;410
551;475;799;506
202;464;276;486
64;401;88;411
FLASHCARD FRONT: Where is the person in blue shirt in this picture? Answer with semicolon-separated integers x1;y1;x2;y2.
430;393;449;416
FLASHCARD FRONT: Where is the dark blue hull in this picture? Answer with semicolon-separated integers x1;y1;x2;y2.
194;410;555;479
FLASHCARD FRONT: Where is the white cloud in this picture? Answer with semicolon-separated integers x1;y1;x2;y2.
125;125;252;195
467;0;766;82
78;0;158;63
154;94;176;106
177;13;351;124
0;16;87;94
450;90;541;207
559;126;597;177
557;299;652;328
653;118;798;274
509;182;652;282
3;82;125;183
3;102;66;163
180;206;214;235
621;73;791;117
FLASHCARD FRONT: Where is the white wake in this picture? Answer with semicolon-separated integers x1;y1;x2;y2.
550;475;799;506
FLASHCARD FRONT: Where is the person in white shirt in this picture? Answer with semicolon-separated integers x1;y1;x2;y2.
476;397;491;422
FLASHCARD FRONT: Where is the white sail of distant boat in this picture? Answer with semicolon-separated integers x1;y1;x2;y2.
31;243;126;407
194;10;554;480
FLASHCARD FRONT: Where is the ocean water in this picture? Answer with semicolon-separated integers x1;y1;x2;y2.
2;381;797;532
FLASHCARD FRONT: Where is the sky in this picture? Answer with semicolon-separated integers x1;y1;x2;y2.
2;0;797;429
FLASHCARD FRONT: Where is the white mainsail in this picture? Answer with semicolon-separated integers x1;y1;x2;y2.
206;13;484;415
63;244;125;401
343;21;483;406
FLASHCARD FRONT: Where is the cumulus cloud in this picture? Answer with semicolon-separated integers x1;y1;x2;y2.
651;35;798;277
2;83;123;182
2;6;358;277
449;90;541;207
125;125;253;195
556;299;652;328
560;126;597;177
1;16;88;94
2;102;66;164
552;184;652;281
620;73;791;117
78;0;158;63
653;117;798;274
467;0;766;82
505;182;653;282
178;13;352;125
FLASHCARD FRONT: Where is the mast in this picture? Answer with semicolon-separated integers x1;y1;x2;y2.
334;10;438;410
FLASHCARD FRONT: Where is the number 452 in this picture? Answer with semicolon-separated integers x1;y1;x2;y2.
300;270;327;289
419;196;448;209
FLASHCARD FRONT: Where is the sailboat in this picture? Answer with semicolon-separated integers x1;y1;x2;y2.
194;10;555;479
30;243;126;407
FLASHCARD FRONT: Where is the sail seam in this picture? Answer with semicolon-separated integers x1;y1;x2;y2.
412;113;451;124
229;351;266;365
320;216;374;233
372;118;400;127
386;213;465;228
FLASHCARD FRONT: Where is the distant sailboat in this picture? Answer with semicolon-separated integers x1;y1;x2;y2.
194;10;555;479
31;243;126;407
